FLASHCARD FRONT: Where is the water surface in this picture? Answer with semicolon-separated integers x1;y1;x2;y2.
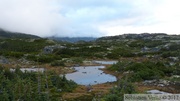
10;68;44;72
66;66;117;85
92;60;118;65
146;90;171;94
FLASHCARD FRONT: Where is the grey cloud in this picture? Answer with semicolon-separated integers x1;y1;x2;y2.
0;0;177;37
0;0;66;37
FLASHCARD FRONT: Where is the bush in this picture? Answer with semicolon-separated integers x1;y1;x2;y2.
111;61;175;82
103;94;122;101
0;68;77;100
51;60;65;66
103;78;136;101
108;61;130;72
71;57;83;64
3;51;24;58
26;54;55;63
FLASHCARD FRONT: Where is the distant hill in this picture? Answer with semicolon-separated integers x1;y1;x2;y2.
97;33;180;41
0;29;40;39
48;37;97;43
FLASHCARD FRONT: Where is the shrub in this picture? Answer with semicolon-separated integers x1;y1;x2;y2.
111;61;175;82
108;61;130;72
26;54;55;63
103;78;136;101
51;60;65;66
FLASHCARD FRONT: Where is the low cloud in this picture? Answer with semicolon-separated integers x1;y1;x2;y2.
0;0;180;37
0;0;66;37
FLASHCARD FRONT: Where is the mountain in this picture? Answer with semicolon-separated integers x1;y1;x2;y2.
0;29;40;39
97;33;180;41
48;37;97;43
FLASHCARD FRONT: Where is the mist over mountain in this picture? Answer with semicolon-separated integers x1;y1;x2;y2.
48;37;97;43
0;29;40;39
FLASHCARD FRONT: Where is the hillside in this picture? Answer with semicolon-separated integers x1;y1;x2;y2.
48;37;97;43
97;33;180;41
0;33;180;100
0;29;40;39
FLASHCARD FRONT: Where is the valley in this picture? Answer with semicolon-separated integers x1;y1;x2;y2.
0;32;180;101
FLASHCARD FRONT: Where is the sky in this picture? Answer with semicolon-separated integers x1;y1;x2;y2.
0;0;180;37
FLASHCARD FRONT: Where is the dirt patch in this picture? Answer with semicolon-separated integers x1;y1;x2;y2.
62;83;115;100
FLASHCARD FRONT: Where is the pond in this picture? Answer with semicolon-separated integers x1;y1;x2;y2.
10;68;45;73
65;66;117;85
92;60;118;65
146;90;171;94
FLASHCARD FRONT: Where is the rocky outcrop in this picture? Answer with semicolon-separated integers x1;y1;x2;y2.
0;56;9;64
43;45;66;54
143;79;170;87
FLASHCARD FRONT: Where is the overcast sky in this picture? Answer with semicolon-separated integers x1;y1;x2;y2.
0;0;180;37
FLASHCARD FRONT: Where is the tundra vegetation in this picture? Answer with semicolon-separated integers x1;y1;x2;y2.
0;32;180;100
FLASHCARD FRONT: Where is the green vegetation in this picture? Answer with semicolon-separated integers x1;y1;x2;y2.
0;66;77;101
51;60;65;66
0;29;40;39
108;61;176;82
0;32;180;100
103;78;136;101
0;39;54;54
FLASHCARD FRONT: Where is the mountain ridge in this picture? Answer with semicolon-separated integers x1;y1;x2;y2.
0;29;40;39
48;37;97;43
97;33;180;41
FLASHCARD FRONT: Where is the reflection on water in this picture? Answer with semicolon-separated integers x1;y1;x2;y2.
93;60;118;65
10;68;45;72
146;90;171;94
65;66;117;85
